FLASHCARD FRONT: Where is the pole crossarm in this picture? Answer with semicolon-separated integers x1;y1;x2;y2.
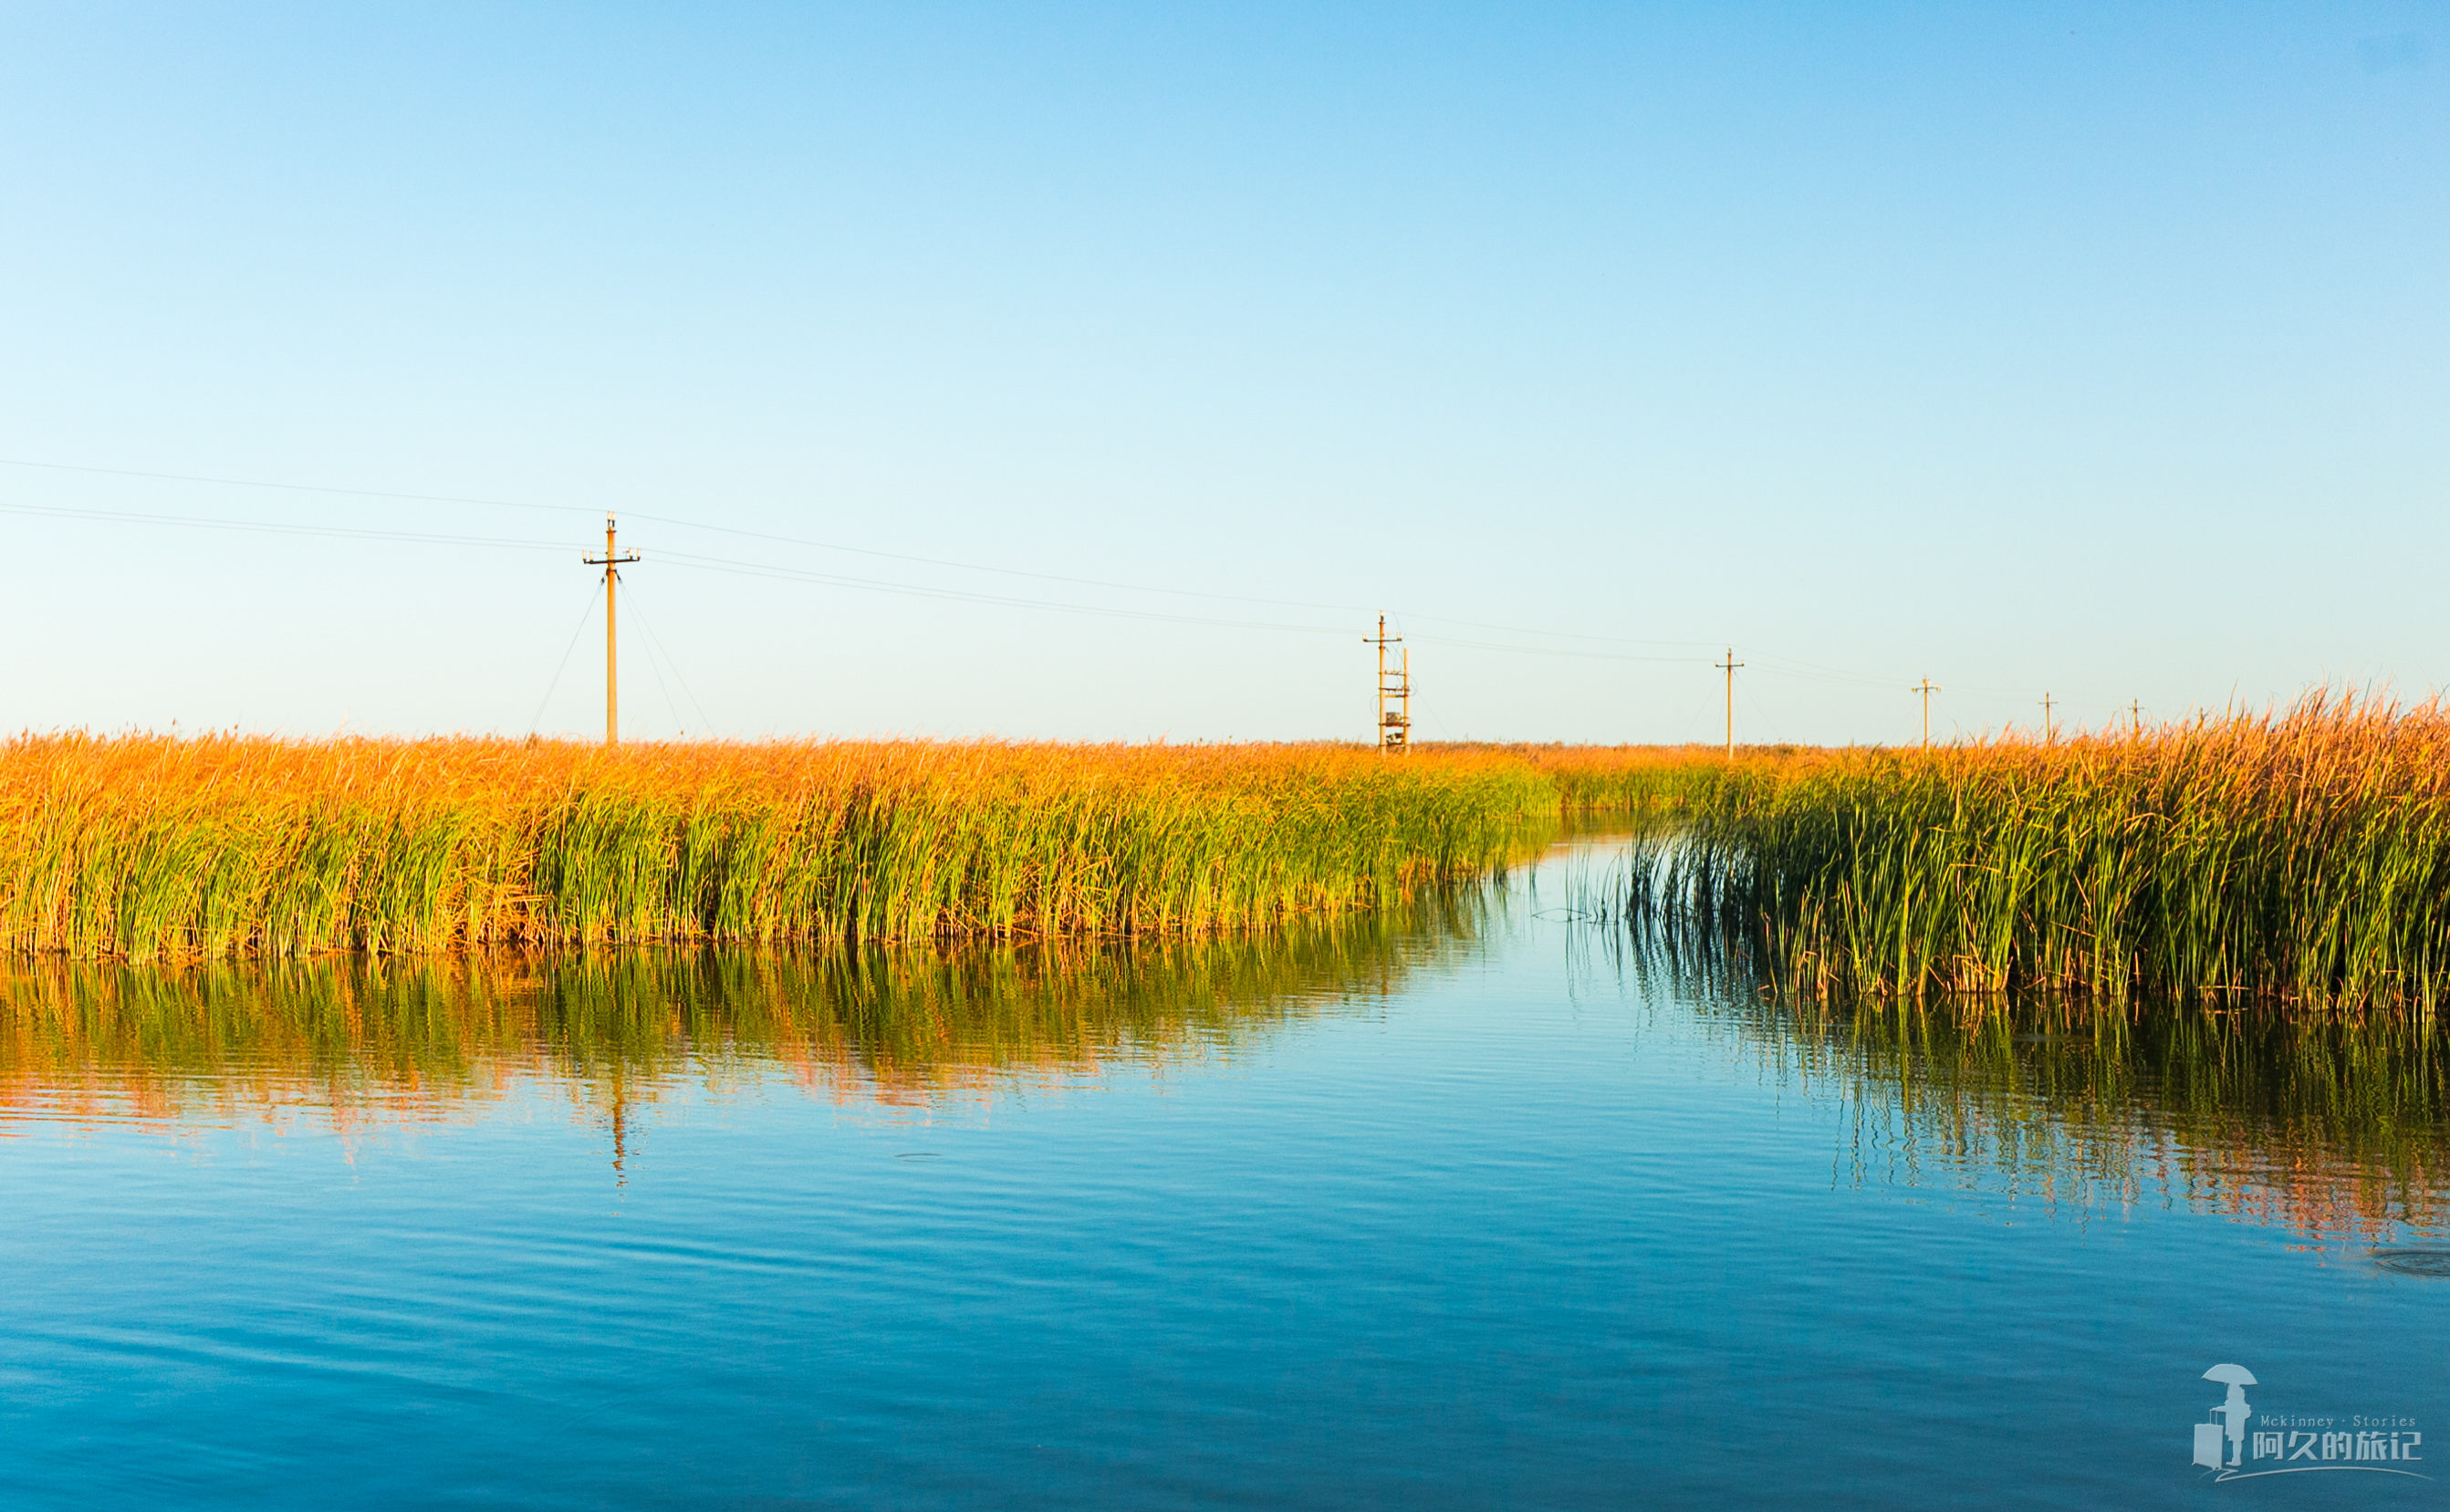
584;514;641;745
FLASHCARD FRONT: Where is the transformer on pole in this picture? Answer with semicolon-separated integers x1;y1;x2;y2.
1366;615;1411;752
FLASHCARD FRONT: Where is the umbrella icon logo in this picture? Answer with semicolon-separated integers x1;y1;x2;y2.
2194;1364;2256;1470
2184;1361;2428;1480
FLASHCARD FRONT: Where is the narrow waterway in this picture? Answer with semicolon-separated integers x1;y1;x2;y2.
2;834;2444;1508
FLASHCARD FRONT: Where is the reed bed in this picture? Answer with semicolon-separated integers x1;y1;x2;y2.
1617;694;2450;1011
0;735;1561;960
1419;741;1747;811
0;892;1486;1127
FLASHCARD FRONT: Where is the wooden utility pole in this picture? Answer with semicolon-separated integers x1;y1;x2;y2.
1716;648;1745;757
2038;691;2056;744
1912;679;1941;748
583;514;641;745
1364;615;1411;752
2130;699;2143;736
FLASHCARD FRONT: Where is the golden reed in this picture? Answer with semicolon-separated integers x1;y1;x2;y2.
0;735;1590;959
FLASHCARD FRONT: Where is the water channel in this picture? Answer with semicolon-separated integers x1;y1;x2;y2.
4;832;2446;1507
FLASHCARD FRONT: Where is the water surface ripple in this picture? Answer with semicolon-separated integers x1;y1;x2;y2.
3;839;2446;1508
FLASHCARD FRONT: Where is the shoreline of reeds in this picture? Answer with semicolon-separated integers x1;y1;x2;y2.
0;885;1502;1124
1606;694;2450;1014
0;735;1681;962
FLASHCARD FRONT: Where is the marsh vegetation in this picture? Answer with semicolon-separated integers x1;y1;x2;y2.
0;736;1568;959
1604;695;2450;1013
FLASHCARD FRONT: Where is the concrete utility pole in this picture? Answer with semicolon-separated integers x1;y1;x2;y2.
1364;615;1411;752
2038;691;2056;744
1912;679;1942;748
583;515;641;745
1716;648;1745;758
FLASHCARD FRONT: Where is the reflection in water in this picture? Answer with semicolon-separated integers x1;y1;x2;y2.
13;840;2450;1253
0;890;1491;1144
1611;924;2450;1246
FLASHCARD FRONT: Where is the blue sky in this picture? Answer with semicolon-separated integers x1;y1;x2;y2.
0;3;2441;744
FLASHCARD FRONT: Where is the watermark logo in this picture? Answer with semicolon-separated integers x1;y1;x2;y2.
2191;1363;2429;1482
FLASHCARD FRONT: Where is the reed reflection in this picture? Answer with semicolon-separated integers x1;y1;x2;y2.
0;889;1490;1139
1613;924;2450;1245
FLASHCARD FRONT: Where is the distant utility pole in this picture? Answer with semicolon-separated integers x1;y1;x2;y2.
1717;648;1745;757
1912;678;1941;748
2130;699;2143;736
583;514;641;745
2038;691;2056;744
1365;615;1411;752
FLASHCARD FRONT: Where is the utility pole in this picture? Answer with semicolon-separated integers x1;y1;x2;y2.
1912;679;1941;748
2130;699;2143;736
1716;648;1745;758
1364;615;1411;752
583;514;641;745
2038;691;2056;744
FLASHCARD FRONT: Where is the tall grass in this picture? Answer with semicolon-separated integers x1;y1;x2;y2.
1619;694;2450;1010
0;735;1565;959
0;889;1489;1125
1419;741;1747;811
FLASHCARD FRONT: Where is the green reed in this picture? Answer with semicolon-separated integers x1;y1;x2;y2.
1602;696;2450;1011
0;736;1560;959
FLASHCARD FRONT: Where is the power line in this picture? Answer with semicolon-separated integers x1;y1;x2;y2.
618;577;715;736
529;580;604;735
0;482;1736;666
0;455;1717;649
0;455;2171;717
635;612;684;738
0;494;1360;637
0;490;2136;714
0;456;1371;616
0;485;1708;660
0;499;568;551
652;550;1359;635
1735;673;1785;746
0;456;581;515
1405;632;1708;665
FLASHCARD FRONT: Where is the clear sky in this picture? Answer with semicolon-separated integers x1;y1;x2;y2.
1;3;2441;745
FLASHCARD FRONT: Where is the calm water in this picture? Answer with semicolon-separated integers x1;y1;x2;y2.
5;835;2449;1508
